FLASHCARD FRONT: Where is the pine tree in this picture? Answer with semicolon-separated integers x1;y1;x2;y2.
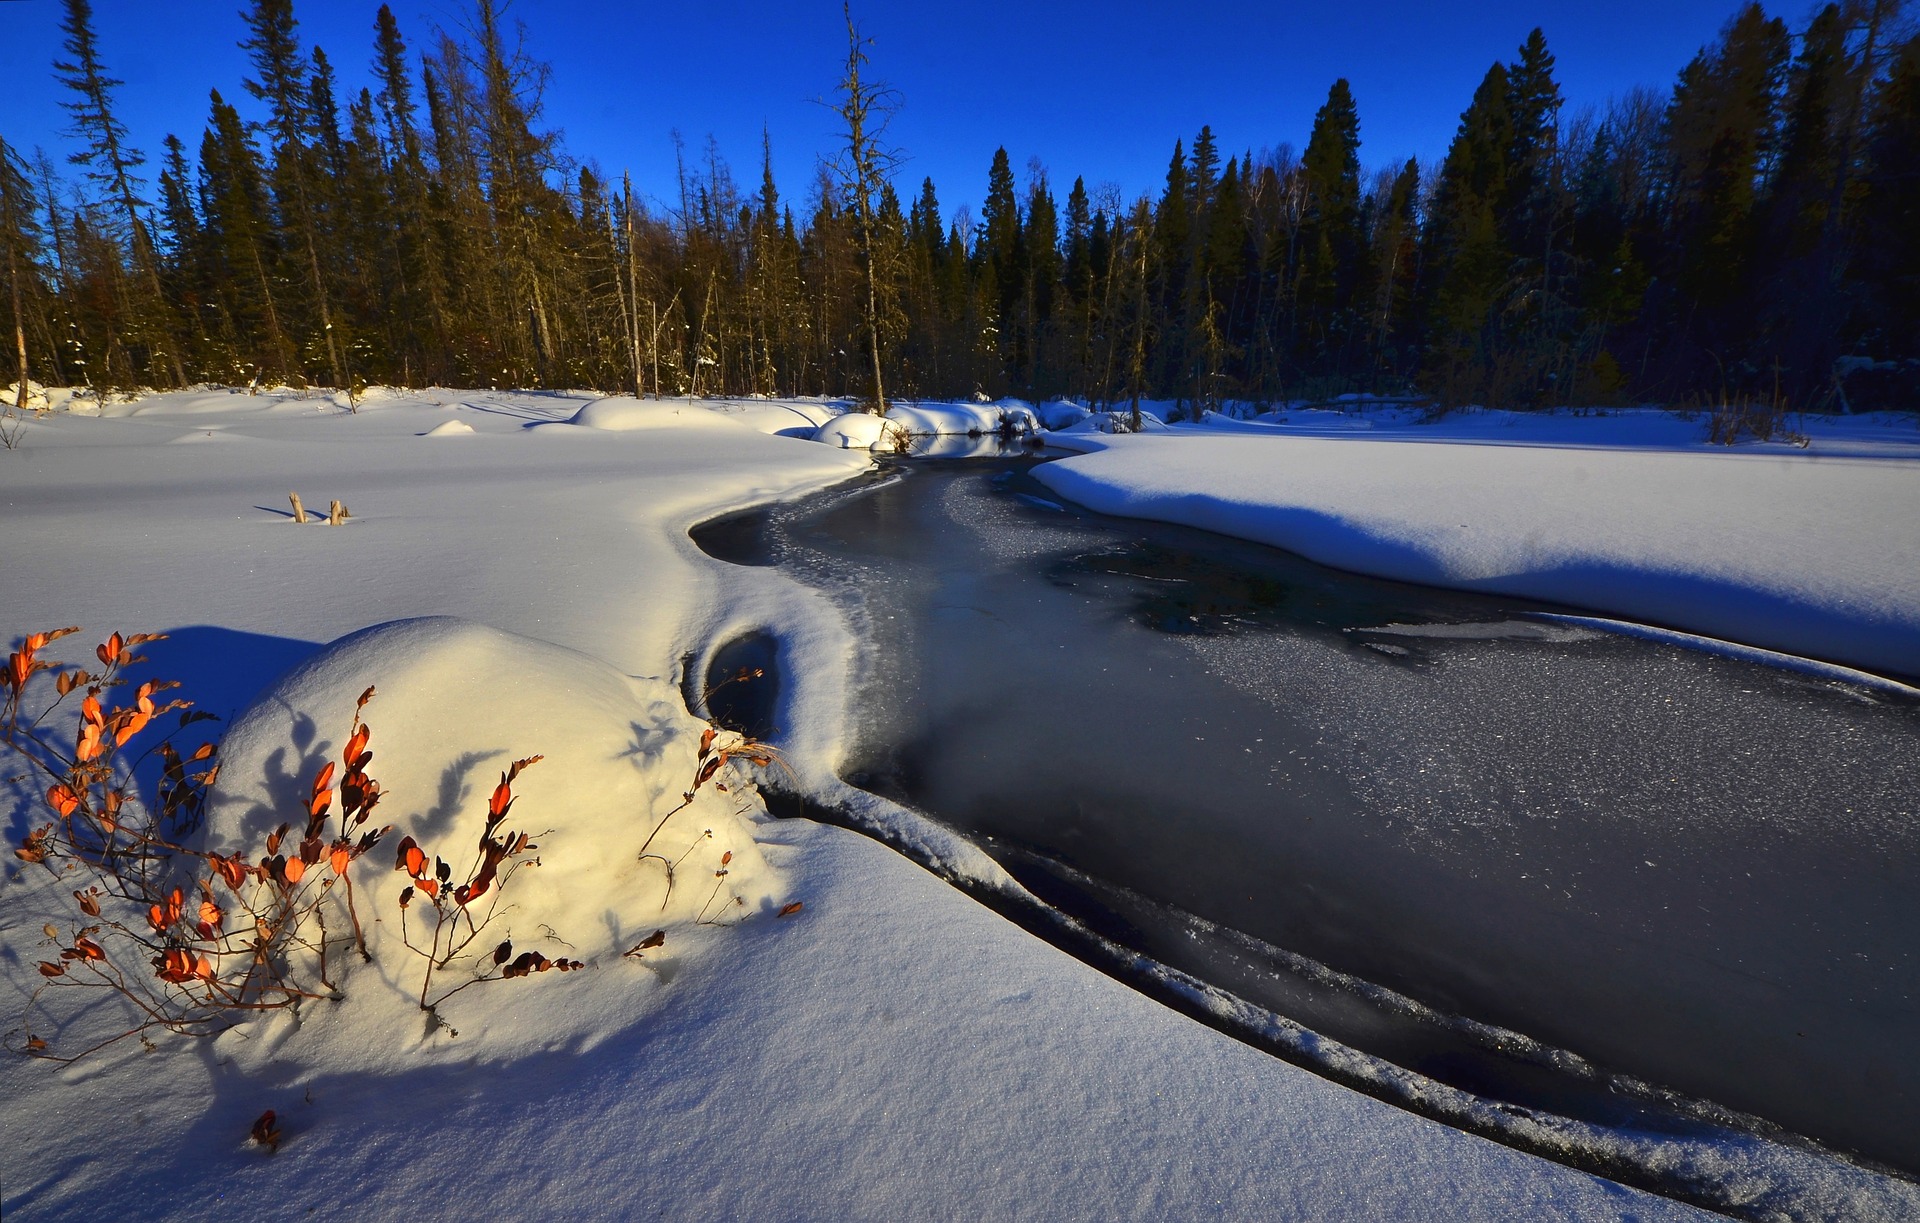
1503;29;1564;255
1;136;44;410
1758;4;1851;384
1297;80;1365;375
1369;157;1421;381
1423;63;1516;403
977;146;1023;383
1022;167;1060;391
1660;2;1790;383
199;89;292;379
1856;30;1920;358
369;3;446;380
53;0;184;386
1061;175;1096;390
240;0;345;385
154;133;210;371
1189;125;1220;217
1153;141;1191;396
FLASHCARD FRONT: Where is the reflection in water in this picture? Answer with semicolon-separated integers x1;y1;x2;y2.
697;457;1920;1183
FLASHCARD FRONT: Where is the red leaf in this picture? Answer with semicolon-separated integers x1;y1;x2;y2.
778;901;804;918
624;929;667;958
250;1109;282;1152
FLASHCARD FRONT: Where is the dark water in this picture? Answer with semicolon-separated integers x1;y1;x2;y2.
691;457;1920;1177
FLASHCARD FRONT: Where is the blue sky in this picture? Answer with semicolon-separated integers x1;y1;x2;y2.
0;0;1752;223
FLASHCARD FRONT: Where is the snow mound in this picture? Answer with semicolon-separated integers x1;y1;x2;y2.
1037;399;1092;430
0;378;48;409
815;411;909;450
421;419;476;437
204;617;777;1054
698;398;842;437
567;396;747;432
1052;408;1172;437
887;400;1041;436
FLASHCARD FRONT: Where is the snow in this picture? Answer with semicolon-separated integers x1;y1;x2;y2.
566;393;758;432
1055;405;1173;433
1036;408;1920;678
0;386;1714;1220
1036;398;1093;430
814;409;908;450
884;398;1041;437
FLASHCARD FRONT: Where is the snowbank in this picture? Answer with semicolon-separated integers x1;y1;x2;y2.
885;399;1041;436
1034;429;1920;677
1036;398;1092;430
815;410;909;450
695;397;844;437
0;385;1790;1220
567;395;751;432
1049;406;1172;436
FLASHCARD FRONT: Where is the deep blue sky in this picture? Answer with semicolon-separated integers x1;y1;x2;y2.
1;0;1757;224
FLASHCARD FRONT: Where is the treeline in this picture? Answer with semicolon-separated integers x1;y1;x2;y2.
2;0;1917;411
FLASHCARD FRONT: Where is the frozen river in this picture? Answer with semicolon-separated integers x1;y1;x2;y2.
693;453;1920;1184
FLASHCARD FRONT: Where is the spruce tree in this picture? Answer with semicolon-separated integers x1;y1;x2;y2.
53;0;184;385
1423;63;1516;402
1153;141;1191;395
1369;157;1421;381
1503;29;1563;256
1189;125;1220;217
978;146;1023;366
1857;31;1920;358
0;136;43;410
199;90;292;378
1022;169;1060;391
240;0;345;385
1660;2;1789;381
1297;79;1365;372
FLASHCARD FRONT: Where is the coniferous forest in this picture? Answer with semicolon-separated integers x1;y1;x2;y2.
3;0;1918;413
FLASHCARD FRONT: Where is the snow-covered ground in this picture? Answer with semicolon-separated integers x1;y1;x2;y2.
0;387;1735;1220
1038;405;1920;678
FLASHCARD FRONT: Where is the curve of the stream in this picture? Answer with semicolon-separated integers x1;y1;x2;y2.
690;452;1920;1219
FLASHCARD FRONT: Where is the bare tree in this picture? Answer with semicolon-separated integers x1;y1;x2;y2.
829;5;901;414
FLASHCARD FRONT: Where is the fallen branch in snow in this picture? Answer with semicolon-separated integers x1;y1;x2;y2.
286;493;351;525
